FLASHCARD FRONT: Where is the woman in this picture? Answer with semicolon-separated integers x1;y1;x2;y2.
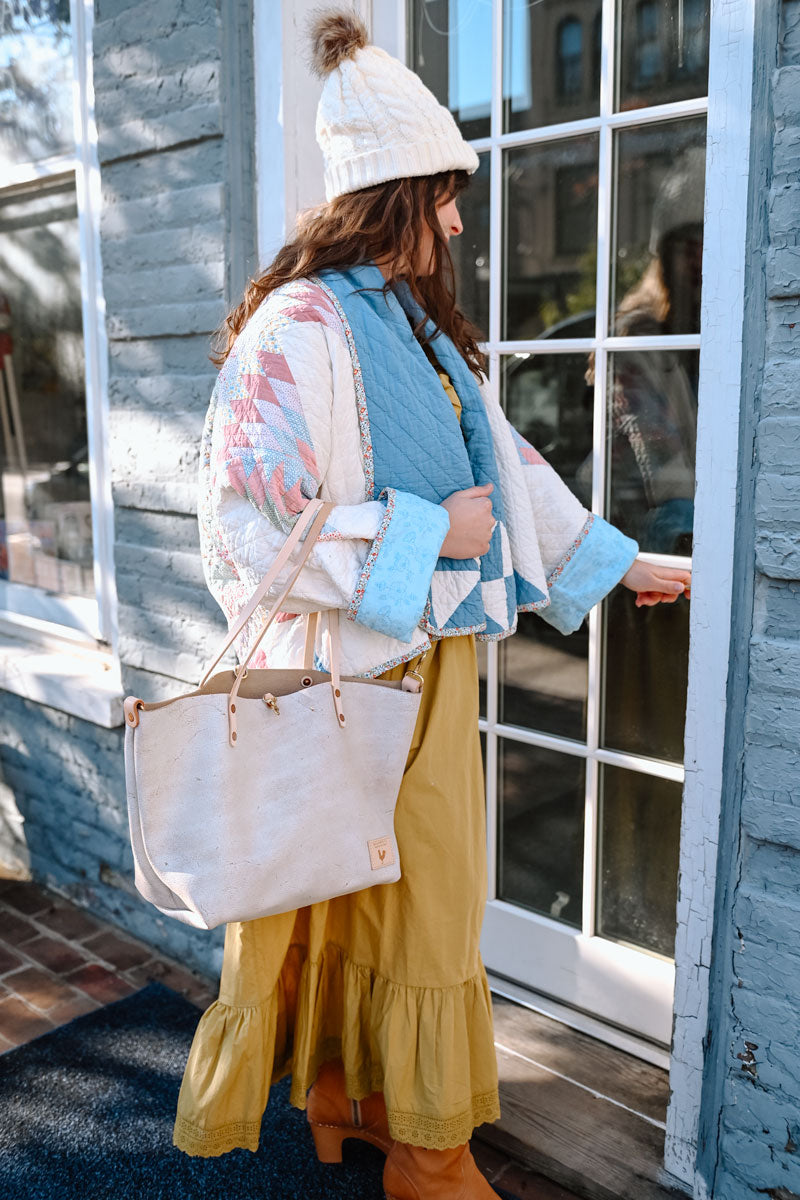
174;12;691;1199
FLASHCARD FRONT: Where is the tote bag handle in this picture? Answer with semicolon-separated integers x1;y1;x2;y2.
194;499;344;746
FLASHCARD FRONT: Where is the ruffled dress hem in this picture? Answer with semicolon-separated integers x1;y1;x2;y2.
172;939;501;1156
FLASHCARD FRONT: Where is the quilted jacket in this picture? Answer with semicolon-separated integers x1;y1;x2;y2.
198;272;639;678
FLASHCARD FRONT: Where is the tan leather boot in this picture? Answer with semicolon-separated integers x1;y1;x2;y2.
383;1140;503;1199
307;1058;393;1162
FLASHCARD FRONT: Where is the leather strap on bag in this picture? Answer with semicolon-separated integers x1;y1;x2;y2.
303;611;319;671
200;499;330;687
206;499;349;747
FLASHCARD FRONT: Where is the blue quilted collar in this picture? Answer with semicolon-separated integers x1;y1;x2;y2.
314;262;546;636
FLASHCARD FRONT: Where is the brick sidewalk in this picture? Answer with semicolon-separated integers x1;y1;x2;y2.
0;877;216;1052
0;876;577;1199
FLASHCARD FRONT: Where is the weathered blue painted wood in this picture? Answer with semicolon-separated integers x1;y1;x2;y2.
697;3;800;1197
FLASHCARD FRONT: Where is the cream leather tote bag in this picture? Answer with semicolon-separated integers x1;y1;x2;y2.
124;500;423;930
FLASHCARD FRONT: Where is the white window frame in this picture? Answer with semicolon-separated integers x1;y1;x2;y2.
0;0;120;727
255;0;755;1188
0;0;115;651
665;0;755;1190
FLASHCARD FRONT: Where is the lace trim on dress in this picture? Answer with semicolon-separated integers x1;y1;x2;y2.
173;940;500;1157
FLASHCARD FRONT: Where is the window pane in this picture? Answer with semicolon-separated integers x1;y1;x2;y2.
499;612;588;741
501;352;594;497
611;118;706;337
499;351;592;739
598;764;681;957
617;0;710;112
607;350;698;554
498;740;584;927
503;137;599;341
409;0;491;140
601;583;689;762
503;0;602;133
477;637;487;720
0;1;74;171
452;152;490;339
0;177;93;600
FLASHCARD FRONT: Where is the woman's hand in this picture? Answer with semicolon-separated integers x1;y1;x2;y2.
439;483;495;559
621;558;692;607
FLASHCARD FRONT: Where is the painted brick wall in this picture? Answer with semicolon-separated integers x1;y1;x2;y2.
0;0;256;978
698;4;800;1197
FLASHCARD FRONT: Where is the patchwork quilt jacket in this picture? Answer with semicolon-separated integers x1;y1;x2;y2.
198;263;638;677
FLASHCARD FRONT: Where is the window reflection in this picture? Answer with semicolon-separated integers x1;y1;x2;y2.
498;740;585;927
635;1;663;87
556;17;583;99
602;582;690;761
606;351;698;555
0;1;74;171
504;0;602;132
0;178;92;599
410;0;492;140
611;120;706;337
503;136;599;341
618;0;710;111
598;764;681;956
450;152;490;338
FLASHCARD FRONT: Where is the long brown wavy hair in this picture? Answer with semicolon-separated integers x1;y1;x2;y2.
212;169;486;378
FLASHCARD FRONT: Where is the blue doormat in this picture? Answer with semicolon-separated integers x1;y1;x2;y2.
0;981;518;1200
0;981;388;1200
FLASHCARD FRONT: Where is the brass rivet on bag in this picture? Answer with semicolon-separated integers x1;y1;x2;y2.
301;676;312;687
339;713;345;723
230;703;236;713
128;712;135;723
334;688;341;697
231;731;237;741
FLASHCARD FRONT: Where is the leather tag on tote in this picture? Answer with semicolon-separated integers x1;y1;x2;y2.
368;837;395;870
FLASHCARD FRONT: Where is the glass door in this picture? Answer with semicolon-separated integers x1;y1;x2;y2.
408;0;709;1045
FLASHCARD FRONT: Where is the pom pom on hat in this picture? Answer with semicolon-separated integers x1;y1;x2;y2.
309;7;480;201
309;9;369;77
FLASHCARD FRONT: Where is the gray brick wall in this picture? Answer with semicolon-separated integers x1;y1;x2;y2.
698;4;800;1196
0;0;256;977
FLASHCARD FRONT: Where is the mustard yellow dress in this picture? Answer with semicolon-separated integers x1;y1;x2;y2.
173;373;500;1155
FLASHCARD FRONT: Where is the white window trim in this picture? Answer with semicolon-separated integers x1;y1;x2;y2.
665;0;756;1191
1;0;121;725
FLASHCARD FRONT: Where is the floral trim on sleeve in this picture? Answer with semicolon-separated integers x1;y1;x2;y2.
546;513;595;587
347;487;396;623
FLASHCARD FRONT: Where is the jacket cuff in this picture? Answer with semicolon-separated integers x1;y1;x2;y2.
538;515;639;636
346;487;451;642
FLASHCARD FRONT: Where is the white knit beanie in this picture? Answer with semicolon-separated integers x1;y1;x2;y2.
310;9;480;202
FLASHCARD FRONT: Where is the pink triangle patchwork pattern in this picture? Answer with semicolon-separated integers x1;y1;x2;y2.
213;281;344;533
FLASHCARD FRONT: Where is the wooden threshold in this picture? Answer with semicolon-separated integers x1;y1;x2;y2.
477;995;689;1200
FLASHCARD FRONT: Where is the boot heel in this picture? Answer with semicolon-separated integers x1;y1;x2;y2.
310;1121;347;1163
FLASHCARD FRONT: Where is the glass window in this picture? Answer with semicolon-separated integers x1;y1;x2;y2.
618;0;710;111
611;118;706;337
0;2;103;636
0;0;74;172
409;0;492;140
501;352;594;503
503;136;599;340
606;349;698;554
498;740;585;927
0;177;93;600
450;152;490;340
601;582;690;762
503;0;602;133
556;17;583;100
407;0;709;1021
598;764;682;957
